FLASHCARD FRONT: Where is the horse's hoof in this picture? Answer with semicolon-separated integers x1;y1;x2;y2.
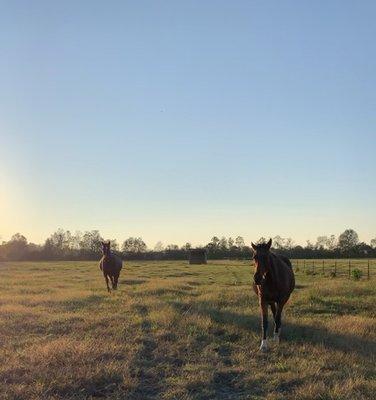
259;340;268;352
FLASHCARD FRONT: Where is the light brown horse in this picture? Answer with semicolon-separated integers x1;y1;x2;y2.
252;239;295;351
99;241;123;292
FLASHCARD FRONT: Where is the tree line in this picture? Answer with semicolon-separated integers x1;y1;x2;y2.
1;228;375;262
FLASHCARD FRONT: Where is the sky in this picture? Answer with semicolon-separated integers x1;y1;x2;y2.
1;1;375;247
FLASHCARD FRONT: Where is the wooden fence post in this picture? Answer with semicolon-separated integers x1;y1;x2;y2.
348;259;351;278
322;260;325;275
304;259;306;273
367;259;370;280
313;260;315;274
334;260;337;276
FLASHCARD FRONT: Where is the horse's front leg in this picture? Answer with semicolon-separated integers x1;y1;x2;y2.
259;298;268;352
104;273;111;293
110;275;116;290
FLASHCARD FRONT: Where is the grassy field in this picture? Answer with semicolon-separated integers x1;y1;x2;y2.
0;260;375;400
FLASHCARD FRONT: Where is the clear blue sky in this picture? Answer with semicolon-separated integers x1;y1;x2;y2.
1;1;375;247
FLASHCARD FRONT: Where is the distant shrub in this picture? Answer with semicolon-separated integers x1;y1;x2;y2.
329;271;336;278
295;266;300;272
351;269;362;280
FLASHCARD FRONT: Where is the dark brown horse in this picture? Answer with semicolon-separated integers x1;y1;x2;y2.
99;241;123;292
252;239;295;351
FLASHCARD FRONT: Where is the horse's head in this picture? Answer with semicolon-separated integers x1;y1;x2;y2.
100;240;111;256
251;238;272;285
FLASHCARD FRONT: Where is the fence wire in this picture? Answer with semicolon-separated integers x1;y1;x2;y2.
291;259;373;279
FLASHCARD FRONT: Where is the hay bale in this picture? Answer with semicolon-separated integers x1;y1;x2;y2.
189;249;207;265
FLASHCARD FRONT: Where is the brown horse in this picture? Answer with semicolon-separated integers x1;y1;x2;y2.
99;241;123;292
252;239;295;351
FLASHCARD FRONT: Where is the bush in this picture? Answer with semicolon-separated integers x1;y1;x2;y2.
329;271;336;278
351;269;362;280
305;269;316;276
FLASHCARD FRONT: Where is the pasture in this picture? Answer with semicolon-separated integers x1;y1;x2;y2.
0;260;375;400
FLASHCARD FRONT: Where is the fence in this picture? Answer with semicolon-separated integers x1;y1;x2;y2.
290;259;374;279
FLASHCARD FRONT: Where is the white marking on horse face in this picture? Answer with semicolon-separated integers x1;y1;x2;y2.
259;339;268;352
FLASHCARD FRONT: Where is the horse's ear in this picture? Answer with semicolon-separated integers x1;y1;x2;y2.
266;238;272;250
251;242;257;251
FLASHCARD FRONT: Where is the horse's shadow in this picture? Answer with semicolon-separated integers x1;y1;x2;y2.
120;279;147;285
171;300;375;359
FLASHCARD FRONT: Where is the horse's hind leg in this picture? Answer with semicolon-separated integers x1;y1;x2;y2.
104;274;111;293
270;302;279;343
113;273;119;290
273;301;286;343
270;302;277;320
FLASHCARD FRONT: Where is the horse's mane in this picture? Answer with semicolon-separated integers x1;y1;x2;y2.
278;254;292;268
269;252;291;268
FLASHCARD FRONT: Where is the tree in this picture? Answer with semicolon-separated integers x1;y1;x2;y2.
110;239;119;251
315;236;328;249
122;237;147;253
80;230;103;254
326;235;337;251
315;235;336;250
284;238;294;250
45;229;76;256
211;236;220;249
206;236;221;254
235;236;245;249
338;229;359;253
256;237;267;245
43;238;55;258
70;231;82;250
273;236;285;250
48;229;66;251
356;242;372;256
154;241;164;251
5;233;28;260
219;237;228;250
370;238;376;249
166;244;179;251
181;242;192;251
10;233;27;245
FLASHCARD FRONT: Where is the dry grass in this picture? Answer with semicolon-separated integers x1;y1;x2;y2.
0;260;375;399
